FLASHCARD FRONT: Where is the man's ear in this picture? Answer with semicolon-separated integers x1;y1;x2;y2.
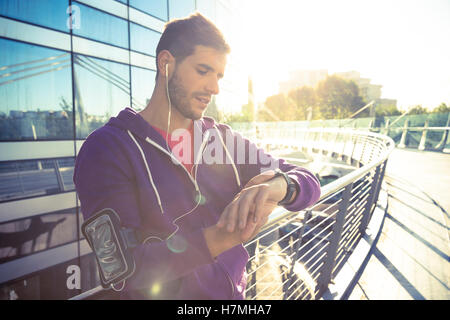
157;50;174;78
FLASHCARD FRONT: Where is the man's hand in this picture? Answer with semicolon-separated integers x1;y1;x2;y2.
216;170;289;234
204;170;297;258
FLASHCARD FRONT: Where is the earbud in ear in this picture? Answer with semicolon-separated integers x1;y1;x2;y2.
165;64;168;78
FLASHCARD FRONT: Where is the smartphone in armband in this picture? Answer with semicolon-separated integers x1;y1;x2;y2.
81;208;137;289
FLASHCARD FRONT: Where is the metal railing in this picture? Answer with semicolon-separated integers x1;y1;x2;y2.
71;127;394;300
242;127;394;300
231;111;450;153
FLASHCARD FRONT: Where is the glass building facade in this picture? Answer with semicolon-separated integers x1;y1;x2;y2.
0;0;240;299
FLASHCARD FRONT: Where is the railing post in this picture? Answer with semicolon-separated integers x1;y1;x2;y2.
373;160;388;207
443;134;450;153
398;119;409;148
340;133;348;161
436;113;450;152
53;159;65;192
348;134;357;165
283;210;312;300
332;132;340;157
418;120;429;151
316;183;353;296
359;137;368;165
384;119;390;136
359;165;381;234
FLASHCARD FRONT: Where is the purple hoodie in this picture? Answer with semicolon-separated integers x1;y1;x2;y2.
73;107;320;300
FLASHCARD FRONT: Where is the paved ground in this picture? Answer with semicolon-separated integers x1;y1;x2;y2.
348;148;450;300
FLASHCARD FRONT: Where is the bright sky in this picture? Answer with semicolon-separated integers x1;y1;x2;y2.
227;0;450;111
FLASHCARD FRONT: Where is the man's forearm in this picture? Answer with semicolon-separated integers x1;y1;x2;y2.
203;225;241;258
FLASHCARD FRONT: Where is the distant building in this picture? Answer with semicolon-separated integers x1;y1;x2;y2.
335;71;382;102
279;70;328;93
376;98;398;108
334;71;397;113
278;69;397;116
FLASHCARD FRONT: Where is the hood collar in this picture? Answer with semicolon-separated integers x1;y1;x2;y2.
106;107;217;151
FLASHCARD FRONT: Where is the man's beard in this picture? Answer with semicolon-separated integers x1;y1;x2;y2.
168;70;203;120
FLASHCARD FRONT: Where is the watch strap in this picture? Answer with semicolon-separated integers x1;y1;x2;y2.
273;169;297;206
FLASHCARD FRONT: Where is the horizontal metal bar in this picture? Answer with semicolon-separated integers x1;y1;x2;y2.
285;255;327;300
256;129;394;236
301;213;337;239
349;181;372;203
346;189;371;215
342;201;367;234
247;222;332;290
339;213;365;253
335;217;364;265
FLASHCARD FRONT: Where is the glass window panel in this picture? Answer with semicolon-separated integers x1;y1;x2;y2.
0;209;78;264
0;39;73;141
0;158;71;202
130;22;161;56
56;158;75;191
115;0;128;4
131;66;155;111
0;0;69;33
80;252;101;292
0;258;80;299
169;0;195;19
130;0;167;21
72;1;128;49
73;55;130;139
78;210;85;240
0;274;40;300
35;258;80;299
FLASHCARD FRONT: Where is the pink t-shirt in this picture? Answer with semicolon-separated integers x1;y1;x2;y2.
152;122;194;175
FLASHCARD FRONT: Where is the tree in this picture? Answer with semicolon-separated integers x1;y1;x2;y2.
239;77;256;122
432;102;450;114
315;75;366;119
429;102;450;127
408;105;429;115
375;104;401;117
204;96;222;122
288;86;320;120
258;93;296;121
222;77;255;124
222;102;254;124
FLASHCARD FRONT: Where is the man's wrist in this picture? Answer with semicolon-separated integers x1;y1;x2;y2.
203;225;240;258
273;169;298;206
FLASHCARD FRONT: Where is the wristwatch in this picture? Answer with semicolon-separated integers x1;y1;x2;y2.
273;169;298;206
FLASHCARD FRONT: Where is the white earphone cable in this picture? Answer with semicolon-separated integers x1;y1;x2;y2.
165;64;172;153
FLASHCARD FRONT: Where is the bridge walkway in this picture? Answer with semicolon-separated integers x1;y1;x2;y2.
348;148;450;300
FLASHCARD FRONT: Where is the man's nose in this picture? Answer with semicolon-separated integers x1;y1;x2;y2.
205;76;220;95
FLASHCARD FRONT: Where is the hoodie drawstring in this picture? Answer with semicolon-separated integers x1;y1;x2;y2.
127;130;164;214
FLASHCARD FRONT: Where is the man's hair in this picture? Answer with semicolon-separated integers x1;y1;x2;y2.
155;12;230;78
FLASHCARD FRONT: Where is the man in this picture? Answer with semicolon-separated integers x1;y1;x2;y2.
74;12;320;299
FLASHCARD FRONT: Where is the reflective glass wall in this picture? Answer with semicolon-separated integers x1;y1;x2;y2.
0;0;237;299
